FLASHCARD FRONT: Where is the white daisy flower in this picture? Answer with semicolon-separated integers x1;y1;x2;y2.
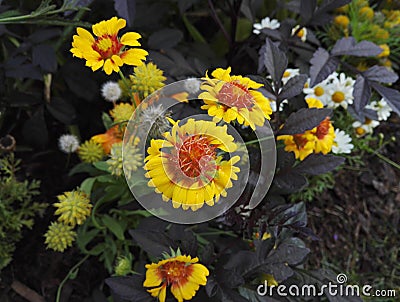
291;25;307;42
303;78;330;105
282;68;300;85
253;17;281;34
366;98;392;121
352;119;380;137
58;134;79;153
326;73;354;109
184;77;201;95
101;81;122;102
332;129;354;154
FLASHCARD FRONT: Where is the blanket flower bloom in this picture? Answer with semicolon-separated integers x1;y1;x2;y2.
144;118;240;211
71;17;148;75
92;125;123;154
144;254;209;302
54;191;92;227
198;67;272;130
277;132;316;160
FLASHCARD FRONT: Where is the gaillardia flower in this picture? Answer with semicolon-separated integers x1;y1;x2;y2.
277;132;316;160
144;254;209;302
71;17;148;75
144;118;240;211
54;191;92;227
199;67;272;130
44;222;76;252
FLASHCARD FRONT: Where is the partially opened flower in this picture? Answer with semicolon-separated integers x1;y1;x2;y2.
144;118;240;211
78;140;105;163
129;62;166;98
92;125;123;154
144;254;209;302
71;17;148;75
44;222;76;252
198;67;272;130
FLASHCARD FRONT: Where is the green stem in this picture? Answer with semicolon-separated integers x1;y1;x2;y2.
56;254;90;302
374;152;400;170
244;136;274;146
118;71;136;108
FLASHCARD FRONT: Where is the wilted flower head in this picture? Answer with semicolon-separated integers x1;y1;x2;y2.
101;81;122;102
78;140;105;163
58;134;80;153
143;252;209;302
253;17;280;34
70;17;148;75
130;62;166;98
54;190;92;227
184;77;201;94
140;104;171;138
114;255;133;276
44;222;76;252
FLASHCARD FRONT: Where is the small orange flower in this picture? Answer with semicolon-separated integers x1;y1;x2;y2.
91;125;123;154
143;254;209;302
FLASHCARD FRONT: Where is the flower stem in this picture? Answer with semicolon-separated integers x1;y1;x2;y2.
56;254;90;302
245;136;274;146
118;70;136;108
374;152;400;170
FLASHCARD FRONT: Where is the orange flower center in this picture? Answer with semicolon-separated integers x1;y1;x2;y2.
92;35;123;59
217;81;254;109
159;260;193;285
356;127;366;136
314;86;324;96
293;134;309;149
332;91;345;103
178;135;217;178
316;118;331;139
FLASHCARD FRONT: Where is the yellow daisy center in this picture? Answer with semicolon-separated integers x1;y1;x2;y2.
297;28;305;38
92;35;123;59
332;91;345;103
283;71;291;77
314;86;324;96
356;127;366;136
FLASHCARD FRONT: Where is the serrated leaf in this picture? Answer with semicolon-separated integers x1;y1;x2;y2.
102;215;125;240
278;74;308;101
263;38;288;84
278;108;332;135
371;83;400;116
148;29;183;49
352;75;371;113
309;48;339;87
114;0;136;27
293;154;345;175
362;66;399;84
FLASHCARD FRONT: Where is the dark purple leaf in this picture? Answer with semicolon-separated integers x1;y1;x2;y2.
22;106;48;148
262;38;288;84
278;74;308;101
371;83;400;116
114;0;136;27
32;44;57;73
274;171;308;194
278;108;332;135
148;29;183;49
4;56;42;80
29;29;62;44
294;154;345;175
300;0;317;23
331;37;382;57
362;65;399;83
309;47;339;86
46;97;77;125
129;229;175;258
105;276;152;302
352;75;371;113
317;0;351;14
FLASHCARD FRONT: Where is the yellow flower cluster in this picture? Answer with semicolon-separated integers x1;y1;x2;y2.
110;102;135;124
44;190;92;252
78;139;105;163
129;62;166;98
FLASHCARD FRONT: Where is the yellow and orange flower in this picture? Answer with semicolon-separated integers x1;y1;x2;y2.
311;117;335;154
143;254;209;302
144;118;240;211
198;67;272;130
92;125;123;154
277;132;316;160
71;17;148;75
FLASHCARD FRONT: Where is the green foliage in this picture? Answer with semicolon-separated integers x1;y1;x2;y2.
290;173;335;202
0;153;47;270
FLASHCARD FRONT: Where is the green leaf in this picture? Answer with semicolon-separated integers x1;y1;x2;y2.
182;14;206;43
68;162;101;176
76;228;100;254
102;112;113;130
235;18;252;42
93;161;110;172
69;267;79;280
102;215;125;240
80;177;96;195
